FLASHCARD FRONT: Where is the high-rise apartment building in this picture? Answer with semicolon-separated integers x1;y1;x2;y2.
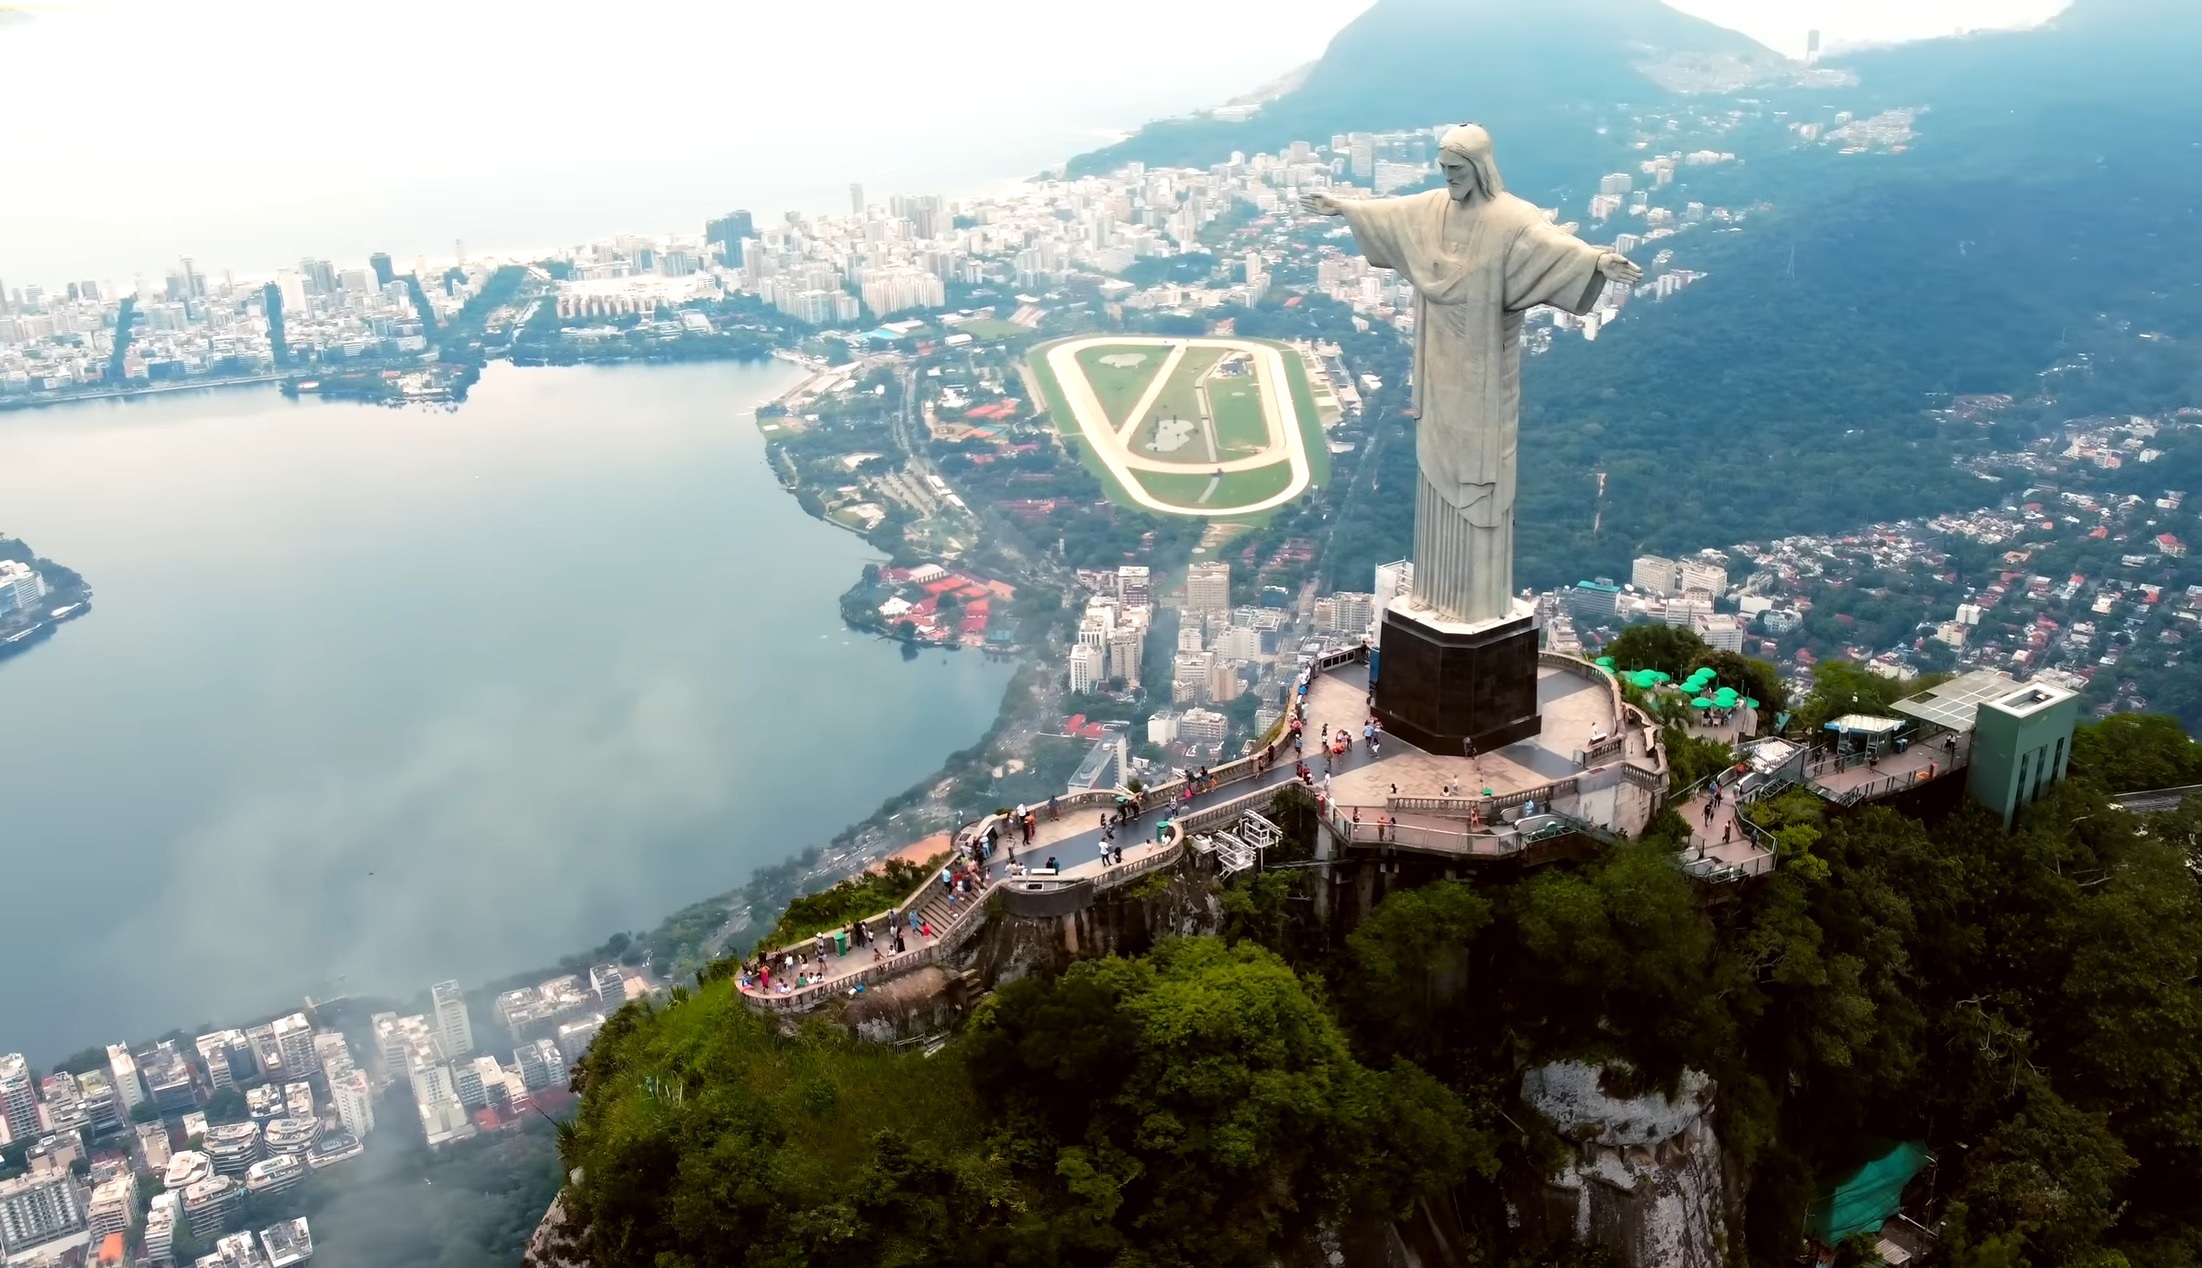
1107;630;1144;685
1332;591;1376;636
1186;562;1231;615
0;1055;39;1144
1630;555;1677;596
0;561;46;616
367;252;395;288
1677;560;1729;597
706;210;755;266
106;1045;147;1116
330;1069;375;1139
848;183;865;215
270;1015;318;1080
86;1174;133;1239
1068;643;1104;693
1116;565;1151;609
514;1040;567;1092
589;965;630;1011
0;1171;85;1257
431;982;474;1059
451;1061;487;1111
142;1042;197;1114
75;1070;121;1133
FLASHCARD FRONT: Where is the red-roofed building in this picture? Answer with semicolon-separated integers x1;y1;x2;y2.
2157;533;2187;558
1062;714;1110;740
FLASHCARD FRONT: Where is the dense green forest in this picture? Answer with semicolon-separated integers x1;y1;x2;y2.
554;715;2202;1266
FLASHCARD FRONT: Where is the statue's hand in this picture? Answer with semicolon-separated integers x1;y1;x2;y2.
1300;191;1345;217
1598;252;1644;286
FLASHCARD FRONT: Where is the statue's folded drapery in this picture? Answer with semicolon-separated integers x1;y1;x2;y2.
1336;173;1606;625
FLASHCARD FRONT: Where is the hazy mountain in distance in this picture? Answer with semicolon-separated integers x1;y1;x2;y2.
1487;0;2202;583
1068;0;1785;196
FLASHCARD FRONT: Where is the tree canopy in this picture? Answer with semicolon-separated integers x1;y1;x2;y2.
560;714;2202;1266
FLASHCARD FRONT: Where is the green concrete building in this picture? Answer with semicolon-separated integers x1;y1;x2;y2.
1897;669;2079;829
1967;682;2080;828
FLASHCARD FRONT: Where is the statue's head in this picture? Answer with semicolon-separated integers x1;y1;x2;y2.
1438;124;1503;203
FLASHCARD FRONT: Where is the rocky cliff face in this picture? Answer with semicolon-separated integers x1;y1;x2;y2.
972;868;1226;988
1520;1062;1731;1268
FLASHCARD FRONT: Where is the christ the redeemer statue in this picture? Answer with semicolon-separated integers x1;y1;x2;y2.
1304;124;1641;627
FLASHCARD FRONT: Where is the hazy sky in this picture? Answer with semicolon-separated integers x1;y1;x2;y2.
0;0;2070;286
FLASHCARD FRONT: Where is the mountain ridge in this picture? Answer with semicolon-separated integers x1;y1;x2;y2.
1067;0;1782;192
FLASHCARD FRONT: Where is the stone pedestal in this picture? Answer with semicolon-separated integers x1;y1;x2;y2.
1374;597;1541;755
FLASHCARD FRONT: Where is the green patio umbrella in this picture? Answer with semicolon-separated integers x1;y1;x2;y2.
1741;697;1760;709
1691;696;1714;708
1595;656;1616;669
1628;670;1662;689
1714;688;1740;706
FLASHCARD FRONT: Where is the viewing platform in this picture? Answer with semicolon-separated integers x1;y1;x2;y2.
735;645;1674;1014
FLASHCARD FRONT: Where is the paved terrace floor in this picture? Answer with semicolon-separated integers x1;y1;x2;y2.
1309;664;1633;806
1809;733;1970;800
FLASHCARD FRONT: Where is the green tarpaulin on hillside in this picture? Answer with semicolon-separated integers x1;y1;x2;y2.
1807;1140;1931;1245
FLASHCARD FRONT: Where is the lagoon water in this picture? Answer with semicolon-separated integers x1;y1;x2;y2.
0;361;1013;1059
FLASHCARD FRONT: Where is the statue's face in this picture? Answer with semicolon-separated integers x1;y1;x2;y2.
1440;152;1481;201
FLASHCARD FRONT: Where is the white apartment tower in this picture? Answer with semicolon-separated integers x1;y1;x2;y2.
106;1045;147;1115
1068;643;1104;693
431;982;474;1059
330;1070;376;1138
270;1014;318;1080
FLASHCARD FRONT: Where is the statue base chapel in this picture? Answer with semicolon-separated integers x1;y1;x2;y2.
1376;598;1543;757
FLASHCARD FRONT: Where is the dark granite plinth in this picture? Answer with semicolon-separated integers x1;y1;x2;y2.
1374;606;1541;755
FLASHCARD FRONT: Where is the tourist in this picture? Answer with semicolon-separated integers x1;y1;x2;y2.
919;918;935;939
1047;794;1060;820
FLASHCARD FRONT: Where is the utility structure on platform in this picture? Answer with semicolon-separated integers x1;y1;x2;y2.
1305;124;1642;753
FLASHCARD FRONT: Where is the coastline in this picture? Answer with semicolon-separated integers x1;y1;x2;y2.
4;355;1043;1065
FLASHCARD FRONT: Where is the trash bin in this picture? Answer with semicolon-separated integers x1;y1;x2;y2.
833;931;850;956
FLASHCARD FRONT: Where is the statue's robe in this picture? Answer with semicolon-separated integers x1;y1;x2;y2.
1336;188;1607;625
